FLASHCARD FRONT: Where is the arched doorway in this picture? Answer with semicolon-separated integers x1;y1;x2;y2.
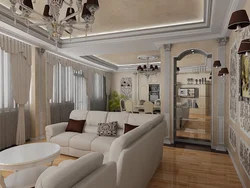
173;49;213;145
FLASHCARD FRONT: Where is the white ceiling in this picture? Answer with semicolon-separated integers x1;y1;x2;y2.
0;0;204;37
0;0;247;71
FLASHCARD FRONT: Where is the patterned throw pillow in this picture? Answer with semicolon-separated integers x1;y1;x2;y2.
97;121;118;136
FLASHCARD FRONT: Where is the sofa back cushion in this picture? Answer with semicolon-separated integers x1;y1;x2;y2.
70;110;89;120
106;112;129;136
84;111;108;134
127;114;161;126
35;152;103;188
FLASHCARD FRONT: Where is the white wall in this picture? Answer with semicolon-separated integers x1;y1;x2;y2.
111;71;161;104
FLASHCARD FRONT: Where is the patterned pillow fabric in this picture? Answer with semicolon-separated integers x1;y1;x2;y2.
97;121;118;136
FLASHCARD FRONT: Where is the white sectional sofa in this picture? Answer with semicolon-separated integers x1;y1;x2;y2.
35;152;117;188
45;110;166;188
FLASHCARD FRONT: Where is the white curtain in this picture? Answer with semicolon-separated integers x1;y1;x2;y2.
105;72;111;110
46;54;60;125
10;52;31;145
86;68;94;110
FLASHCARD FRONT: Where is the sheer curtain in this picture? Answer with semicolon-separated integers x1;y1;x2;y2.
50;64;87;124
91;73;107;111
0;49;31;150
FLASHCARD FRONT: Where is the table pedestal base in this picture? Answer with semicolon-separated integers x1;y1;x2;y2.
4;166;48;188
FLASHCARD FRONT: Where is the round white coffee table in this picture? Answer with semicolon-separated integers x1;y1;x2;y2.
0;143;60;188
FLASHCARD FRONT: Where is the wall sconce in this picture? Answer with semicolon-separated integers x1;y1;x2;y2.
213;60;221;68
228;10;250;31
218;67;229;77
238;39;250;56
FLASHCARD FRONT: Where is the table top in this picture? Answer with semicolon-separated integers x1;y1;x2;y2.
0;143;60;171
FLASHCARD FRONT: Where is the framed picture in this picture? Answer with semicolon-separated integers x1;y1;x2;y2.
239;55;250;102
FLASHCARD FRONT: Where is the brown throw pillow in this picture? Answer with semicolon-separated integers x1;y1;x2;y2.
124;123;138;134
66;119;86;133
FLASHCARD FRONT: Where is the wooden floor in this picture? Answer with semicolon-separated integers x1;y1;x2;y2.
2;145;241;188
176;114;211;141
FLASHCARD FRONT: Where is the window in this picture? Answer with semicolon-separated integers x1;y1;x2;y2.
94;73;104;99
52;63;87;110
0;49;14;109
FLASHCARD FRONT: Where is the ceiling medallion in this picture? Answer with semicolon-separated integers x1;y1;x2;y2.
9;0;100;46
137;55;160;79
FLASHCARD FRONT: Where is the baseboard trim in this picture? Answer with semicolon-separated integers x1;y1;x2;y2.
228;149;246;188
30;135;45;141
163;137;172;145
214;145;227;152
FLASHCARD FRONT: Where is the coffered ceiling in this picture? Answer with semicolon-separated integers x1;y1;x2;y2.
0;0;204;38
96;50;161;65
0;0;247;71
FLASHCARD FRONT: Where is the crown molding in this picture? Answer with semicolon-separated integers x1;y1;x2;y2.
81;56;118;71
0;5;59;47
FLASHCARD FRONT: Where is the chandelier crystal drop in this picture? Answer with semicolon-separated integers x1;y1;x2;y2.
9;0;100;46
137;55;160;79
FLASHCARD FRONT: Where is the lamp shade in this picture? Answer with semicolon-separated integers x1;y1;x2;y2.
23;0;33;9
238;39;250;55
137;65;142;71
213;60;221;68
218;71;223;77
228;10;250;30
220;67;229;75
82;3;92;21
65;7;76;22
43;5;50;17
86;0;99;13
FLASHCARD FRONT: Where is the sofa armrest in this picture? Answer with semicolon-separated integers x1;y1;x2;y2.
45;122;68;141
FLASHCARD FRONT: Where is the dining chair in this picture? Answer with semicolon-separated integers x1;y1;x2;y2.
125;100;133;113
120;99;126;112
144;101;154;114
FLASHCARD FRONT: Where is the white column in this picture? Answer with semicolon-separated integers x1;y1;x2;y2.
161;44;172;144
216;38;228;151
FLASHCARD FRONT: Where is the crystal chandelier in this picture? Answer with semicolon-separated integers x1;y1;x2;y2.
9;0;100;46
137;55;160;79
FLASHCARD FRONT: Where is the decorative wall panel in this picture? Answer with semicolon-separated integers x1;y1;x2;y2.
239;101;250;138
239;138;250;179
120;77;132;98
229;42;238;122
229;125;236;151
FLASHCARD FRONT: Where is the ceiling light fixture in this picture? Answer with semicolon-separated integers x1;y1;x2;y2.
9;0;100;46
137;55;160;79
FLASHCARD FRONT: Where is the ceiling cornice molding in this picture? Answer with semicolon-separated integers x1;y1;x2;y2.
81;56;118;71
0;5;60;47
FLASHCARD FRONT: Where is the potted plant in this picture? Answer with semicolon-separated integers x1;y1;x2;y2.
109;91;127;111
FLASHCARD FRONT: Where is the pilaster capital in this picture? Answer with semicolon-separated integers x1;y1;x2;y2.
36;48;45;55
217;37;229;46
163;44;172;52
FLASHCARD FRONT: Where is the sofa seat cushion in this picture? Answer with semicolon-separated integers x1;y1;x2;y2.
50;132;80;147
103;152;109;164
91;136;117;153
69;133;98;151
